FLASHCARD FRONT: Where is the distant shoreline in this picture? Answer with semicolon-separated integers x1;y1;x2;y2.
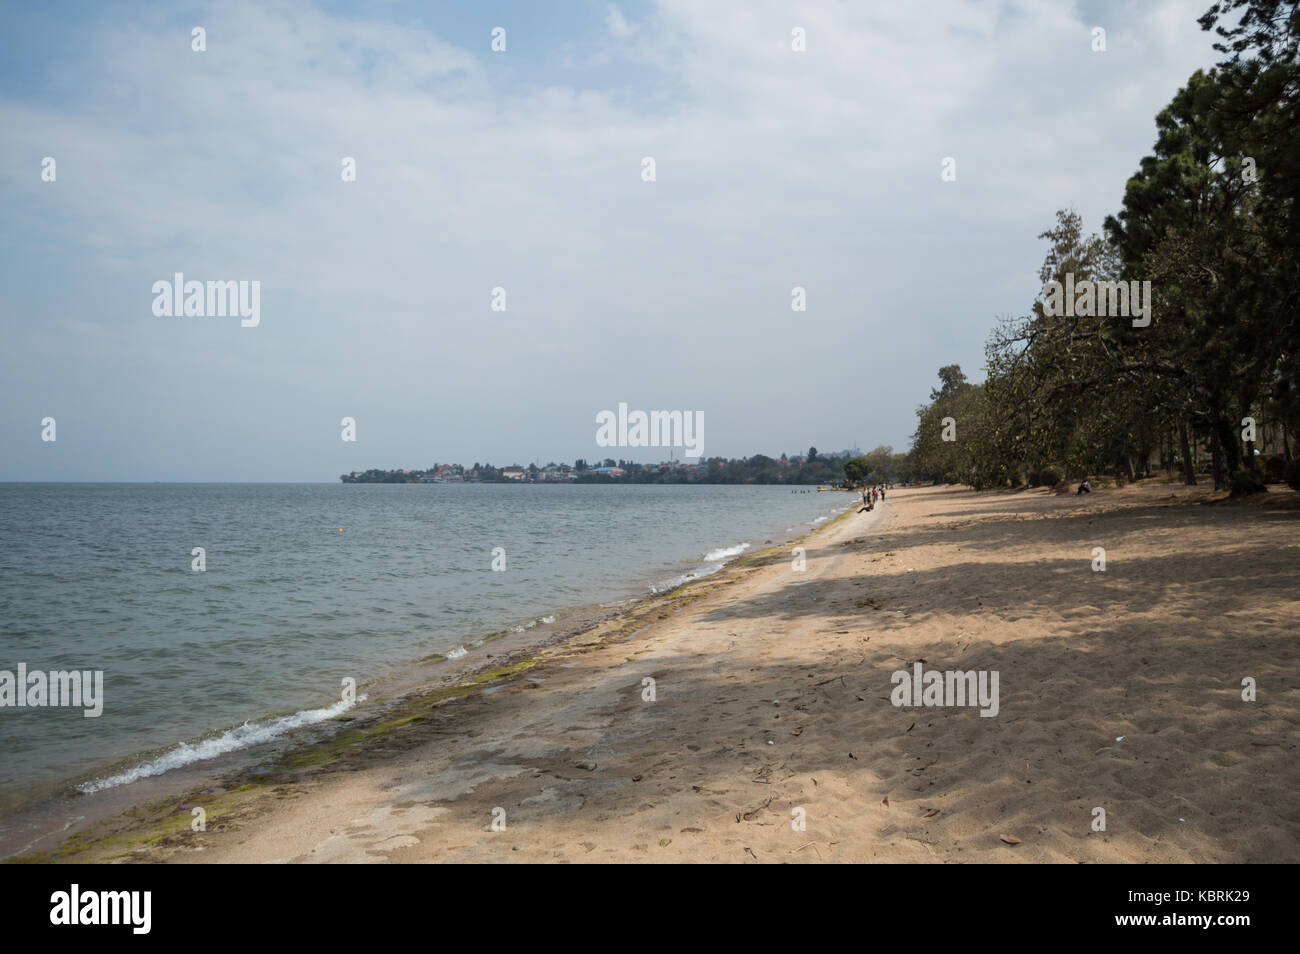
340;451;861;486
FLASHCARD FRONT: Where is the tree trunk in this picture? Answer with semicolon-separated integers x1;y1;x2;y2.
1210;427;1226;491
1179;418;1197;485
1213;416;1242;476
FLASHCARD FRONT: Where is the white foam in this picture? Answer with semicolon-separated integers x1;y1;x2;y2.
76;693;368;794
703;542;750;561
446;645;468;659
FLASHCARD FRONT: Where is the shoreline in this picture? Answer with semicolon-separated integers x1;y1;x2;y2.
0;496;859;861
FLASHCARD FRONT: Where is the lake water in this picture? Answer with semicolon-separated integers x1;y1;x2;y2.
0;482;847;807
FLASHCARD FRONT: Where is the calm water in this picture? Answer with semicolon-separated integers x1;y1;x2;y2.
0;483;846;804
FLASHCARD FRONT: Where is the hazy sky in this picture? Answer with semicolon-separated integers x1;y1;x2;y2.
1;0;1223;481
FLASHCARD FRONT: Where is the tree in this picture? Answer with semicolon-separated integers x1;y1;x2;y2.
910;365;988;485
930;365;968;402
1106;67;1283;486
843;457;869;484
1200;0;1300;462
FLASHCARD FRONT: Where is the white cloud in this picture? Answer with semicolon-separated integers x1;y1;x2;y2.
606;5;634;39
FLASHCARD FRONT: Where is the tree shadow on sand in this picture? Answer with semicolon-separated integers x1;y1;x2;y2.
483;490;1300;861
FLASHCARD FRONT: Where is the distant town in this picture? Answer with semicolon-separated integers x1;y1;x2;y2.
340;447;879;485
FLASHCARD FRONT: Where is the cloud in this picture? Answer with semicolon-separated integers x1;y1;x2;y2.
606;5;634;39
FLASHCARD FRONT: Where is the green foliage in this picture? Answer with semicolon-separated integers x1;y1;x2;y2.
908;366;987;485
843;456;868;484
844;445;897;485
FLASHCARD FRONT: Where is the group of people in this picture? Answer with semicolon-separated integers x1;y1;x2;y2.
858;484;886;513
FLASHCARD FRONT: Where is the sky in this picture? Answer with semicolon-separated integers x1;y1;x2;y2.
0;0;1226;481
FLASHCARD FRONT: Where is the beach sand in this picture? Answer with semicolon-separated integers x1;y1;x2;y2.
34;482;1300;863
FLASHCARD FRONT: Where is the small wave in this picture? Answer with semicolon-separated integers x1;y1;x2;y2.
446;645;468;659
650;541;754;595
703;542;750;561
76;693;368;794
650;562;726;594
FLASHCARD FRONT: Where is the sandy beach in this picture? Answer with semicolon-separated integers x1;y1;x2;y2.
27;482;1300;864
